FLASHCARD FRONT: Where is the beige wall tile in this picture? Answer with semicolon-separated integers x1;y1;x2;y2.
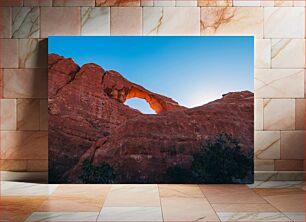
274;0;293;6
233;0;260;6
0;99;16;131
17;99;40;130
3;69;48;99
198;0;232;6
260;0;274;6
38;39;48;67
255;131;280;160
53;0;95;6
176;0;197;6
264;7;305;38
0;159;27;171
280;131;304;160
200;7;263;38
254;160;274;171
96;0;140;6
27;159;48;171
141;0;153;6
41;7;80;38
24;0;52;6
275;160;304;171
255;39;271;69
1;131;48;159
111;7;142;35
0;69;3;98
40;99;48;130
12;7;39;38
293;0;305;6
0;39;18;68
305;70;306;98
154;0;175;6
272;39;305;68
19;39;48;68
81;7;110;36
263;99;295;130
0;7;11;38
255;99;263;130
19;39;38;68
255;69;304;98
0;0;22;6
143;7;200;36
295;99;304;130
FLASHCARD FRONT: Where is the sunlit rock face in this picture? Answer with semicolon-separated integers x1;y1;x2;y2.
48;53;254;183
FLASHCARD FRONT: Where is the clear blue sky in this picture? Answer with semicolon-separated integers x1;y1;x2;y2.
49;36;254;114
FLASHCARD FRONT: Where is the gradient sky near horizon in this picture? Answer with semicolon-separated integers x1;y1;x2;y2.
49;36;254;114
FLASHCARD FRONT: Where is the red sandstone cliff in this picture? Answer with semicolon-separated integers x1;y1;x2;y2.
48;53;254;183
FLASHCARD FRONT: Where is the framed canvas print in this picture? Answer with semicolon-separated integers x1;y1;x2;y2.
48;36;254;184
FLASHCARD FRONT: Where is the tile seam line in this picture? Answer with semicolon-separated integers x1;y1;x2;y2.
198;184;223;221
96;185;112;221
157;184;165;222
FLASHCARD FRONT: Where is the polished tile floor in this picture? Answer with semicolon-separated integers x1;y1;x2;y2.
0;181;305;221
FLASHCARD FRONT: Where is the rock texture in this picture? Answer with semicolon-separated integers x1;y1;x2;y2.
48;53;254;183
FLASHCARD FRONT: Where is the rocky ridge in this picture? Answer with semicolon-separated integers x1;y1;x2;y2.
48;54;254;183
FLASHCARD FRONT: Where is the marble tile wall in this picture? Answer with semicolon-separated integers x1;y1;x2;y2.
0;0;304;180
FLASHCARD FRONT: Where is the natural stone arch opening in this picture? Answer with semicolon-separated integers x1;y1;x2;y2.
125;87;164;114
125;97;156;114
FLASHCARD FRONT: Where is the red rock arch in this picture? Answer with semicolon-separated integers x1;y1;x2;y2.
102;70;186;114
126;87;163;114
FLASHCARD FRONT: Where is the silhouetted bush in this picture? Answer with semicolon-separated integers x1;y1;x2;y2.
192;133;253;183
166;165;193;183
48;159;61;184
166;133;253;183
80;159;116;183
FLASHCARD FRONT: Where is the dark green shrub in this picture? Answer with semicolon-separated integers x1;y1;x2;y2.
166;165;193;183
80;159;116;183
48;159;61;183
165;133;253;183
191;133;253;183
